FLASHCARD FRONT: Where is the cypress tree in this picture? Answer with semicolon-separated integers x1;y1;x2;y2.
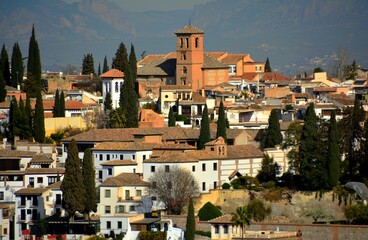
61;139;86;220
299;103;327;190
54;89;60;117
185;198;195;240
25;96;33;138
9;98;20;140
60;91;65;117
264;109;283;148
0;69;6;102
26;25;42;97
11;42;24;88
265;57;272;72
18;97;32;140
327;111;340;188
103;55;109;73
33;92;45;143
198;105;210;149
168;106;176;127
216;101;227;141
82;53;95;75
104;92;112;112
82;148;97;217
0;44;11;86
112;42;129;72
129;44;137;84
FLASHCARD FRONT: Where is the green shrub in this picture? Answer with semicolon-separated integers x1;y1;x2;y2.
195;230;211;237
248;198;272;222
345;204;368;224
176;115;187;122
263;181;276;189
198;202;223;221
222;183;231;189
231;176;260;189
138;231;166;240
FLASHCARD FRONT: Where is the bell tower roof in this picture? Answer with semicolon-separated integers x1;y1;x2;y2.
175;25;204;35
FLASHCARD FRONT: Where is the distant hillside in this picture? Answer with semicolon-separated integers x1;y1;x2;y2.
0;0;367;74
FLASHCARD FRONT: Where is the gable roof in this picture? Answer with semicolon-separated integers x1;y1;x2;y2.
93;142;156;151
25;168;65;174
15;188;49;196
203;54;229;69
100;160;137;166
137;56;176;76
100;69;124;78
100;173;149;187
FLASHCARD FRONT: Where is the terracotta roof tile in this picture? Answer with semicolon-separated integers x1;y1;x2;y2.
30;154;54;164
242;73;258;81
313;87;337;92
226;145;263;158
15;188;49;196
206;52;227;59
47;181;62;189
262;72;290;81
137;57;176;76
100;173;149;187
0;149;37;157
203;54;229;69
209;214;232;223
161;85;192;91
220;54;249;64
94;142;156;151
25;168;65;174
100;69;125;78
138;54;166;66
175;25;204;34
100;160;137;166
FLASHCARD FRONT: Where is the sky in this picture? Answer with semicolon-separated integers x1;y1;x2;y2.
64;0;213;11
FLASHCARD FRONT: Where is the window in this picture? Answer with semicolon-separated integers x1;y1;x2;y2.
117;205;125;213
151;166;155;172
192;165;195;172
3;228;7;235
186;38;189;48
106;221;111;229
165;165;170;172
195;37;199;48
143;155;146;160
118;221;122;229
30;177;34;186
48;176;58;185
224;225;228;234
99;171;103;179
37;177;43;183
105;206;111;214
213;163;217;171
202;182;206;191
107;155;110;161
108;168;112;176
129;205;136;212
99;154;103;161
132;155;135;160
181;52;186;60
180;38;183;48
182;66;187;74
120;155;124;160
136;190;142;196
115;82;119;92
214;181;217;189
105;189;111;198
202;163;206;171
0;191;4;200
215;225;219;234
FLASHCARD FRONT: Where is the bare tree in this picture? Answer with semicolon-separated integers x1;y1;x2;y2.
331;48;349;80
148;165;199;215
60;64;78;75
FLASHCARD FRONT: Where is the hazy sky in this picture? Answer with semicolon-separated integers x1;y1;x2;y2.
64;0;213;12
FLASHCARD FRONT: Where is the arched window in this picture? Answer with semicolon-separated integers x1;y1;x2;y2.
120;82;123;91
180;38;184;48
182;53;186;60
195;37;199;48
115;82;119;92
186;38;189;48
183;66;187;74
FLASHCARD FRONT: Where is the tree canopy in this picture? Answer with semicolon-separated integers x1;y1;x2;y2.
148;165;199;215
25;25;42;97
216;101;227;141
82;53;95;75
265;57;272;72
231;205;252;240
263;109;282;148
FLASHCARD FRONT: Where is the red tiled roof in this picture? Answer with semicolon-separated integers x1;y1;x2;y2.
100;69;125;78
262;72;290;81
242;73;258;81
313;87;337;92
65;100;87;110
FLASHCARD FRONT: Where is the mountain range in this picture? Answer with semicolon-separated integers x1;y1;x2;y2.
0;0;367;76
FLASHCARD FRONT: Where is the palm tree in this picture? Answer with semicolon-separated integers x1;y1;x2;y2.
231;205;252;240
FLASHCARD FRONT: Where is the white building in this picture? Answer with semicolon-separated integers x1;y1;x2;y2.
143;137;264;193
98;172;150;236
100;69;125;109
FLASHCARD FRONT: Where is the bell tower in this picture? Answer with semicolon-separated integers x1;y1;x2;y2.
175;25;204;92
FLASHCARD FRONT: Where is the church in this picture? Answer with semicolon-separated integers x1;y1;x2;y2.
137;24;265;103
